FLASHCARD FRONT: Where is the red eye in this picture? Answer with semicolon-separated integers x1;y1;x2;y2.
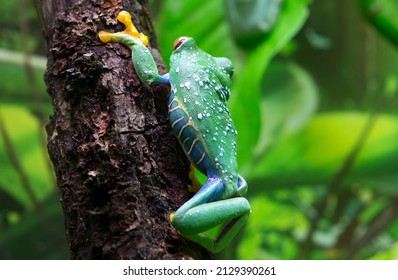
173;36;188;50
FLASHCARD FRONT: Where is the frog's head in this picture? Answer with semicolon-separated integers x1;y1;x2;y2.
172;36;197;52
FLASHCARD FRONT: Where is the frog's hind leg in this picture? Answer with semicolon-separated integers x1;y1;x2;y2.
170;177;251;253
188;204;250;253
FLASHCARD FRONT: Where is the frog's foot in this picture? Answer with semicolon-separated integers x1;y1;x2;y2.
188;164;202;193
98;10;148;46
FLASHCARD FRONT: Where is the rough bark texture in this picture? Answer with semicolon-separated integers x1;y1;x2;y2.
35;0;211;259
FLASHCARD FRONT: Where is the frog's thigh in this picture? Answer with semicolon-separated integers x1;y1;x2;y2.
172;197;250;236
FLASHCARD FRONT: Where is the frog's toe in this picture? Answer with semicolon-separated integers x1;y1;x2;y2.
117;10;132;25
98;31;112;43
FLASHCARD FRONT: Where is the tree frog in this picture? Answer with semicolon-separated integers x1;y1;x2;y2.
99;11;251;253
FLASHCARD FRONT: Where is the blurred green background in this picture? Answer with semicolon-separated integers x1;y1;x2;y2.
1;0;398;259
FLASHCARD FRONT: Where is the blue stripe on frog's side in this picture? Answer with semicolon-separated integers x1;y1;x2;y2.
168;88;213;177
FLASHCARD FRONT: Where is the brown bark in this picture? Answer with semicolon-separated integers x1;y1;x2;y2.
35;0;210;259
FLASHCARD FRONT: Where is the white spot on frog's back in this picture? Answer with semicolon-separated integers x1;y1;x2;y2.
197;113;203;120
185;82;192;89
179;81;192;90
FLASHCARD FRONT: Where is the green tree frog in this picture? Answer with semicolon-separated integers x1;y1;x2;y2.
99;11;251;253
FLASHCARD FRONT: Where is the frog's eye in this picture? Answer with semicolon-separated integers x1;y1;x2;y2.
173;36;188;50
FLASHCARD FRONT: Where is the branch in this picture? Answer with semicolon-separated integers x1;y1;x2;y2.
347;197;398;257
35;0;210;259
297;108;378;259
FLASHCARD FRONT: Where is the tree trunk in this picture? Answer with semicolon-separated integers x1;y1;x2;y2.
35;0;210;259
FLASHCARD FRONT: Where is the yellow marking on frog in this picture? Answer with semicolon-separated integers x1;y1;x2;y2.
98;11;148;46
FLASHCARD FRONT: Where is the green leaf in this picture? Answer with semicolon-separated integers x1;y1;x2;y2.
0;105;54;209
237;193;308;259
253;61;318;158
225;0;284;48
229;0;310;169
358;0;398;47
369;242;398;259
156;0;237;65
249;112;398;194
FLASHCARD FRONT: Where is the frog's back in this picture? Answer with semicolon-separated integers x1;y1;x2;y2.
168;40;239;189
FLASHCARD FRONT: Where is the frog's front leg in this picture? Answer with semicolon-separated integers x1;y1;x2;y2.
171;177;251;253
99;11;168;86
